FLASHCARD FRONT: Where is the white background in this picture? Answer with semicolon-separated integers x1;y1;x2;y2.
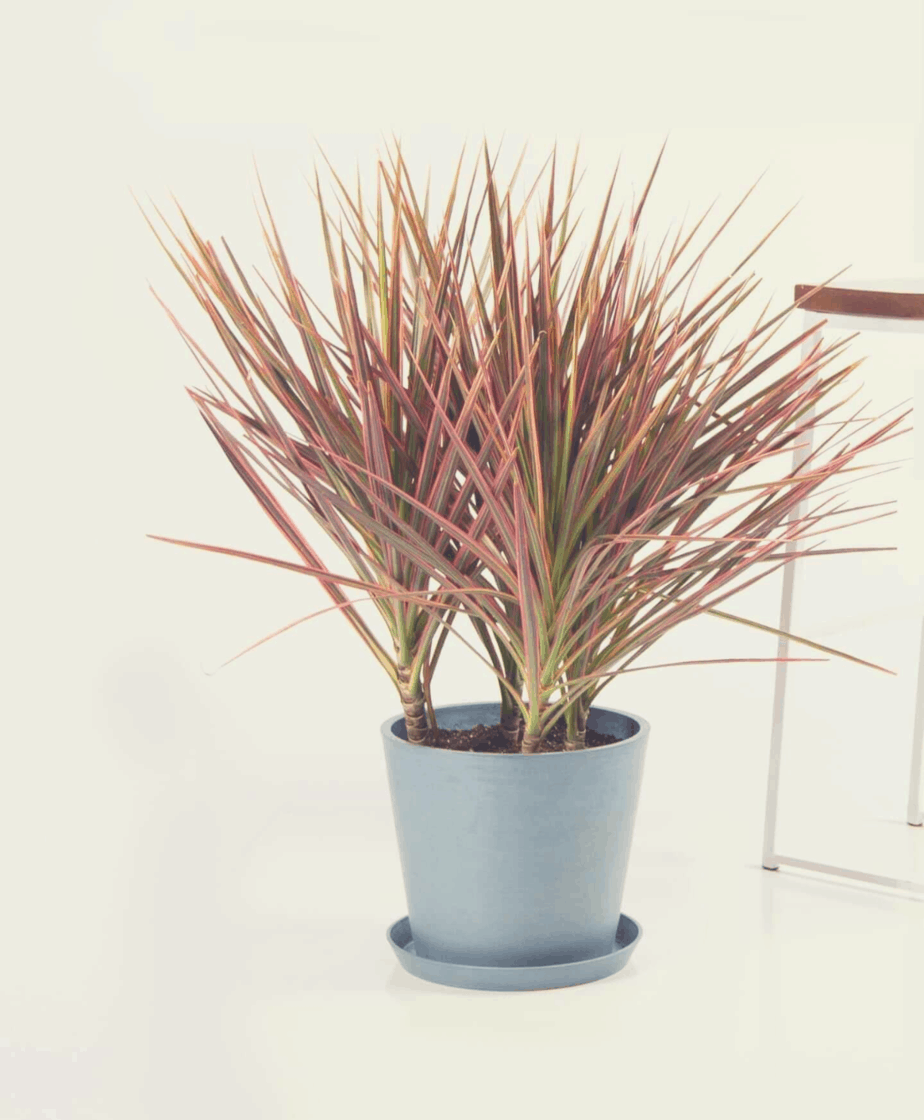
2;2;924;1117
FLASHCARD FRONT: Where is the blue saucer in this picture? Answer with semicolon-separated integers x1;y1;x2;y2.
387;914;641;991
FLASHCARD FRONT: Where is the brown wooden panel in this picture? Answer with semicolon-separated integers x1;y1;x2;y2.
794;284;924;321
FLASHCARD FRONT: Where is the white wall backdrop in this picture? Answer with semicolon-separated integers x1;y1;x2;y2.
2;3;923;1118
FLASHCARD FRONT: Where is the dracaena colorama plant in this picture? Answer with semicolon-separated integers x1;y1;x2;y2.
147;142;909;754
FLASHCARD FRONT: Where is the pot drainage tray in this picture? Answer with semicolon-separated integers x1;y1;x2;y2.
387;914;641;991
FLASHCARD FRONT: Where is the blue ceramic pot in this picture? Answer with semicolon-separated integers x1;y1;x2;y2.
382;702;649;970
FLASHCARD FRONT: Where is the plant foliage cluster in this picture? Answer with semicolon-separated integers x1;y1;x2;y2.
147;143;908;750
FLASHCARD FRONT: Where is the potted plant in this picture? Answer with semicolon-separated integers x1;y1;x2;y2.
146;143;907;991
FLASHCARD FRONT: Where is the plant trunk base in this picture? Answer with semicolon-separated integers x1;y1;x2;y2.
399;692;427;744
501;713;523;750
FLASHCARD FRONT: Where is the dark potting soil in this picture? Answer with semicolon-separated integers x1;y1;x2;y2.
418;721;620;753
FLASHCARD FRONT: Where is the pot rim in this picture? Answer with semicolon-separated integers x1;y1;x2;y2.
381;700;650;757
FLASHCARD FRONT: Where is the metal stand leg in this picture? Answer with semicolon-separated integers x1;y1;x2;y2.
762;319;820;872
908;615;924;826
762;558;797;870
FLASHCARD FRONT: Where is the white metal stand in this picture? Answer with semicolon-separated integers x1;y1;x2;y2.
762;304;924;893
